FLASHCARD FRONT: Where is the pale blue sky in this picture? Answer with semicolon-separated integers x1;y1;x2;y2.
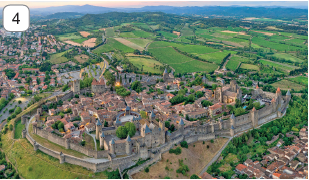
0;1;307;9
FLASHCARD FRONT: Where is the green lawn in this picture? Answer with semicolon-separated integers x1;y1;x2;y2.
49;50;70;64
289;76;308;86
128;57;164;74
93;38;134;54
14;120;24;139
119;32;138;38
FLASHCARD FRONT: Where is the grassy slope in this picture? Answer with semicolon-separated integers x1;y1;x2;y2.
50;50;71;64
93;38;134;54
128;57;164;74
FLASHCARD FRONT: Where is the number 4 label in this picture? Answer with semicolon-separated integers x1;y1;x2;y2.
3;5;29;32
13;13;21;24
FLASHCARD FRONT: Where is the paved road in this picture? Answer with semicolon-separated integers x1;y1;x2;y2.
199;137;232;176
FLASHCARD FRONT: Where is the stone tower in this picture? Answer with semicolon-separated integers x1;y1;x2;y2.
163;68;168;82
100;131;105;150
125;135;132;155
251;107;258;128
96;120;102;140
109;139;115;154
141;124;152;148
72;79;80;95
229;113;235;136
202;75;207;84
178;118;184;135
276;87;282;105
59;152;65;164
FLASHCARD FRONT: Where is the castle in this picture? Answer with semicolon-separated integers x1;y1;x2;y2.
26;77;291;173
163;69;175;83
71;78;106;95
214;80;242;104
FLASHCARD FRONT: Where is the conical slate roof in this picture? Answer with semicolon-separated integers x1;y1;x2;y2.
179;118;184;126
151;110;156;118
164;68;168;74
230;113;235;119
203;75;206;80
286;89;291;96
115;117;122;124
126;135;131;142
166;131;171;136
100;131;105;138
96;120;102;126
230;125;235;130
144;124;151;134
110;139;115;144
125;106;131;111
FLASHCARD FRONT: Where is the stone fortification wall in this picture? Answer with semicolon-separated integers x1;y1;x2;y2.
127;153;162;177
34;127;109;159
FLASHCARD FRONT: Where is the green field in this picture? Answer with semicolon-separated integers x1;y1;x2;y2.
56;33;83;41
177;45;219;54
226;55;250;71
49;50;70;64
71;38;87;44
119;32;138;38
272;53;304;63
105;27;115;37
14;120;25;139
158;31;178;40
127;39;153;48
132;22;152;30
240;63;260;71
181;23;194;36
132;30;154;38
271;79;306;91
259;59;298;73
128;57;164;74
289;76;308;86
93;38;134;54
149;47;217;73
198;51;236;64
252;37;304;51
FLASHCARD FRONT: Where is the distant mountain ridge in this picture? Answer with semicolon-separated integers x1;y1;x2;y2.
1;5;306;20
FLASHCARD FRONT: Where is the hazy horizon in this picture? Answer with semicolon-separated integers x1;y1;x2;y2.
0;1;307;9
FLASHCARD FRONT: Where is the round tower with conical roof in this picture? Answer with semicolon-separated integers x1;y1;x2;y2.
125;135;132;155
163;68;168;82
109;139;115;154
100;131;105;150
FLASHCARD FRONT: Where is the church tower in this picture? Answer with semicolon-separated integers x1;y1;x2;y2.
72;80;80;95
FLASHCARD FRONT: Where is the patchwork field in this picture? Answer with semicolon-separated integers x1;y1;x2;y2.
132;138;228;179
158;31;178;40
198;51;236;64
128;57;164;74
289;76;308;86
271;79;306;91
181;23;194;36
272;53;304;63
252;37;304;51
226;55;250;71
114;38;144;51
105;27;115;37
240;63;260;71
93;38;134;54
126;39;153;49
259;59;298;73
56;33;83;41
149;47;218;73
71;38;87;44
